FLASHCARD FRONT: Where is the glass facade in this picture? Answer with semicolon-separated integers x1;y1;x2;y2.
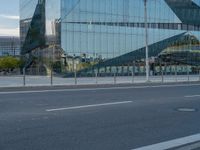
20;0;60;54
20;0;200;75
0;36;20;56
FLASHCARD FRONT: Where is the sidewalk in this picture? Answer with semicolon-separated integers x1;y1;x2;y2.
0;75;200;87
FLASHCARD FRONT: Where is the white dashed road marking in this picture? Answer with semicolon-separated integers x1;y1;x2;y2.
46;101;133;112
184;95;200;98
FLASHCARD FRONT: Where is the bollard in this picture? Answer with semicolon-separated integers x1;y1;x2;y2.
23;68;26;86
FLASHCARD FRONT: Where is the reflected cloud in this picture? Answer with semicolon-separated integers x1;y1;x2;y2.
0;14;19;20
0;27;19;36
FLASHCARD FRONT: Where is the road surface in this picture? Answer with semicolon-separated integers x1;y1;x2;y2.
1;83;200;150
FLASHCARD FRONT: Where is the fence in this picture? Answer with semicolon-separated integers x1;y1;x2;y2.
0;65;200;87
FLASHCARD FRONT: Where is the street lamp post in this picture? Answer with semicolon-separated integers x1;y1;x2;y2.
144;0;150;82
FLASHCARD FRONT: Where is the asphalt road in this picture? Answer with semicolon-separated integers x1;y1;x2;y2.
1;83;200;150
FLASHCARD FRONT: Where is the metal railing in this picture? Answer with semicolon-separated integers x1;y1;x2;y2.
1;68;199;87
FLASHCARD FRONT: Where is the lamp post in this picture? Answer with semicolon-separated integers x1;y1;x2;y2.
144;0;150;82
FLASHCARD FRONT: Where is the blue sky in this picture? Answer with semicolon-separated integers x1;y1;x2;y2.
0;0;19;36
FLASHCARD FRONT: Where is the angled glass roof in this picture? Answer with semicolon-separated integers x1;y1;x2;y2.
165;0;200;25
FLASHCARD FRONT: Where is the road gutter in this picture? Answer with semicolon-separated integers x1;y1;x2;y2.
133;133;200;150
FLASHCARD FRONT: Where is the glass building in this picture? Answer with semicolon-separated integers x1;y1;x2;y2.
0;36;20;57
20;0;60;53
20;0;200;75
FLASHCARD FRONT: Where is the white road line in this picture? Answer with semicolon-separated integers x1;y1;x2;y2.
132;133;200;150
0;83;200;95
184;95;200;98
46;101;133;112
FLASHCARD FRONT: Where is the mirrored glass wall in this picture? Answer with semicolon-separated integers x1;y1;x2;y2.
19;0;200;84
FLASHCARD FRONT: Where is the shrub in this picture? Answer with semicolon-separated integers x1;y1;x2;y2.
0;56;21;70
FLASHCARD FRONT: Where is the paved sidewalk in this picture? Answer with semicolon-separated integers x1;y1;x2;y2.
0;75;200;87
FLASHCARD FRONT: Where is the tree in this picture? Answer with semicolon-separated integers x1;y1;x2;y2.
52;61;63;73
0;56;21;71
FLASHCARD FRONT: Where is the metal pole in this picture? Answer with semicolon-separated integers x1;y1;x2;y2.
73;56;77;85
159;60;162;82
199;70;200;81
50;44;54;86
23;67;26;86
161;69;164;83
187;65;190;82
165;62;167;76
114;73;116;84
74;70;77;85
132;70;135;84
144;0;149;82
175;64;178;82
50;68;53;86
95;71;98;85
189;33;191;82
132;61;135;84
